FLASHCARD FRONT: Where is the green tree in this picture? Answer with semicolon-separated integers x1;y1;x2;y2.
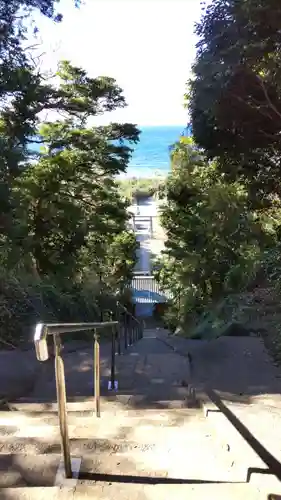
0;0;79;256
12;61;139;281
157;137;271;329
0;1;140;343
188;0;281;206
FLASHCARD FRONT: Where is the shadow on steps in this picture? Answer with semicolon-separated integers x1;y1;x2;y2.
79;471;243;485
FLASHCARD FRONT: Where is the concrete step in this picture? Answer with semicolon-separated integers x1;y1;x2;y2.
0;436;159;455
0;419;224;444
0;452;170;488
3;395;133;412
3;393;198;411
0;409;249;483
0;408;198;426
226;401;281;465
0;408;224;456
0;439;246;488
197;388;281;484
12;386;194;400
1;483;280;500
1;398;199;414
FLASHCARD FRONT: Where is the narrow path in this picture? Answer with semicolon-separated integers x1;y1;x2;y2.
134;197;154;274
129;196;165;274
114;328;191;404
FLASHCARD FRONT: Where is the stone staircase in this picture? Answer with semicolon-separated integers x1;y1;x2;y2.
0;329;280;499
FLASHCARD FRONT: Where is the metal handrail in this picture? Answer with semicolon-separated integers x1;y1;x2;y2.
34;321;118;479
98;280;141;326
34;321;117;361
116;300;141;325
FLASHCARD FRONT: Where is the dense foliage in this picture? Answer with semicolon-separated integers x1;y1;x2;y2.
188;0;281;207
118;177;164;202
156;0;281;336
0;1;139;346
157;137;281;335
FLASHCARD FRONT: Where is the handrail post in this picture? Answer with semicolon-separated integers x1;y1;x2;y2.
129;316;132;346
132;322;135;344
54;333;72;479
110;324;116;389
124;314;128;350
94;329;100;418
117;323;121;355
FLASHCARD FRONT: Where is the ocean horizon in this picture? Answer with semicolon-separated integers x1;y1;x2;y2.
124;125;188;178
29;124;189;178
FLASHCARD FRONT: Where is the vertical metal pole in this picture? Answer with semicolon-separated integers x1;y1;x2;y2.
111;325;116;388
94;329;100;418
124;314;128;349
117;324;121;355
129;316;132;345
117;309;121;355
54;334;72;479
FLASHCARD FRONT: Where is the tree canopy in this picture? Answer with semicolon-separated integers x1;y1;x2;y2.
188;0;281;206
0;1;140;344
157;137;275;330
156;1;281;336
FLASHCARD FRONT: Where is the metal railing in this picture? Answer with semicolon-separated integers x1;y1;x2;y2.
33;314;143;479
103;302;143;388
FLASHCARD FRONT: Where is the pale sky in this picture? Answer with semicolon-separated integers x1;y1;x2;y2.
31;0;202;126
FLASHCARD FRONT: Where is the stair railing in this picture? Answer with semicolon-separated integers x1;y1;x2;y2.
103;301;143;390
34;321;117;479
33;312;143;480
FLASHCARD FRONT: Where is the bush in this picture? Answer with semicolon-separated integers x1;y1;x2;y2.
155;138;281;340
0;270;127;347
118;177;165;202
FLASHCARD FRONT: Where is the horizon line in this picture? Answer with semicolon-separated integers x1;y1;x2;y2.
136;124;187;128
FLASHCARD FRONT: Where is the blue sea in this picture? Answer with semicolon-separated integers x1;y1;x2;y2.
125;125;187;178
30;125;189;178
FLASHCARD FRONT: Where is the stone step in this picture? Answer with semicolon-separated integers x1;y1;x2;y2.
4;395;133;411
0;409;247;482
0;440;245;488
0;417;221;444
2;397;199;415
198;389;278;481
0;408;198;426
3;394;198;411
226;401;281;465
0;482;279;500
0;410;228;453
0;436;159;455
0;452;168;488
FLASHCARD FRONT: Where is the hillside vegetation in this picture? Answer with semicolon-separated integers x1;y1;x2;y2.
155;0;281;362
118;177;165;202
0;0;139;346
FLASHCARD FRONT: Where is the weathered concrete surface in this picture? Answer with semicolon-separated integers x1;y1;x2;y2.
1;483;280;500
164;335;281;401
164;333;281;487
223;399;281;468
0;349;40;401
2;329;281;497
14;329;191;409
0;329;243;491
